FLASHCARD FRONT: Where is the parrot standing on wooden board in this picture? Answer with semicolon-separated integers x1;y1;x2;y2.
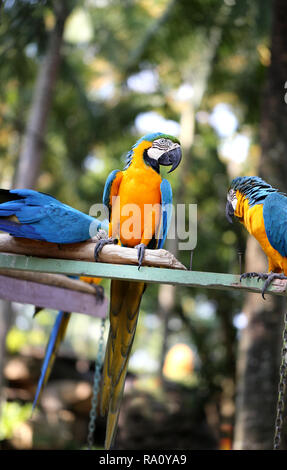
226;176;287;298
96;132;182;449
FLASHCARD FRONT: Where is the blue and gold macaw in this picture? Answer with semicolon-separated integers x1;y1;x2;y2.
98;132;182;449
0;188;108;409
226;176;287;298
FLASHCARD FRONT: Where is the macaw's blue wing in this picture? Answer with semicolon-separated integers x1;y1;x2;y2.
103;170;123;219
156;179;173;249
33;311;71;411
263;192;287;257
0;189;103;244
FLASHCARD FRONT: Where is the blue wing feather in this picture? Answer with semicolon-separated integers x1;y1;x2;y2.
263;192;287;257
157;179;173;249
103;170;121;219
0;220;44;239
0;189;104;243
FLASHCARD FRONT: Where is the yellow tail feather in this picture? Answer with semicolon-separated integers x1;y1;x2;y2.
100;280;145;449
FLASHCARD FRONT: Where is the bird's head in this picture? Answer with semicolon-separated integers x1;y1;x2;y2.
226;176;277;223
126;132;182;173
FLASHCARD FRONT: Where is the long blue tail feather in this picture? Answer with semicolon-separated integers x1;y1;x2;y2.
33;311;71;411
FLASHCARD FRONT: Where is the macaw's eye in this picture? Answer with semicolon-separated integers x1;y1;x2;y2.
159;138;166;145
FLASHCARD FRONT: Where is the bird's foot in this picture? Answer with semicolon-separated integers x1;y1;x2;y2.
93;284;105;302
135;243;146;270
94;235;118;261
240;272;269;282
240;271;287;299
94;229;109;241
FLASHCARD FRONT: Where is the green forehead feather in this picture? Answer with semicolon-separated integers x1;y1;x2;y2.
136;132;180;145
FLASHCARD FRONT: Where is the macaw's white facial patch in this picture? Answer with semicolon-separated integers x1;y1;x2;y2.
231;198;237;210
227;189;237;210
147;146;165;160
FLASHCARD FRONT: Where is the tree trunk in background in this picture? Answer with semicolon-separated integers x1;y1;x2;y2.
234;0;287;450
14;3;68;188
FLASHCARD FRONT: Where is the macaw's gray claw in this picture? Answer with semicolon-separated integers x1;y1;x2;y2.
240;271;287;299
135;243;146;270
261;273;287;300
93;284;105;302
240;272;268;282
94;237;118;261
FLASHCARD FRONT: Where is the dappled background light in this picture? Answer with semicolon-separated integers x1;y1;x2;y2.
0;0;272;451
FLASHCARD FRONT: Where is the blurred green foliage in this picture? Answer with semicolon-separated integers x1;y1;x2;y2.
6;325;46;354
0;402;32;440
0;0;272;449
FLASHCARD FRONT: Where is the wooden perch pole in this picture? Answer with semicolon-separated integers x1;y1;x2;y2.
0;249;287;297
0;274;108;317
0;269;99;295
2;236;287;298
0;234;187;270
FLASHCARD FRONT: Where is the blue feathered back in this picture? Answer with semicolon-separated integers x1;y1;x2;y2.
0;189;105;243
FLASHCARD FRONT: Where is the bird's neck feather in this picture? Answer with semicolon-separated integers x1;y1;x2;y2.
128;140;153;170
235;191;264;236
234;191;248;221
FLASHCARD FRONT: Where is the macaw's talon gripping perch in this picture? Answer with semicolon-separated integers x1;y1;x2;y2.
239;272;268;282
260;273;287;300
240;271;287;299
135;243;147;270
92;283;105;302
94;236;118;261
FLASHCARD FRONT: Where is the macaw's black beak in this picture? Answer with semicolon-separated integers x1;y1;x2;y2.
158;146;182;173
226;200;234;224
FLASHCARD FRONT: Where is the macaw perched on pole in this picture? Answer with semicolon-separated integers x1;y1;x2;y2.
96;132;182;449
226;176;287;298
0;188;108;408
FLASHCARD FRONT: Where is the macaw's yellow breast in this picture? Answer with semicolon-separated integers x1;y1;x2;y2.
241;202;286;272
116;166;162;247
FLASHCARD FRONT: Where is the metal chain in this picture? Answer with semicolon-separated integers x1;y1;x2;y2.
274;311;287;450
87;318;106;450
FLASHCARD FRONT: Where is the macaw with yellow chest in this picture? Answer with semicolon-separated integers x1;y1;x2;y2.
226;176;287;298
97;132;182;449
